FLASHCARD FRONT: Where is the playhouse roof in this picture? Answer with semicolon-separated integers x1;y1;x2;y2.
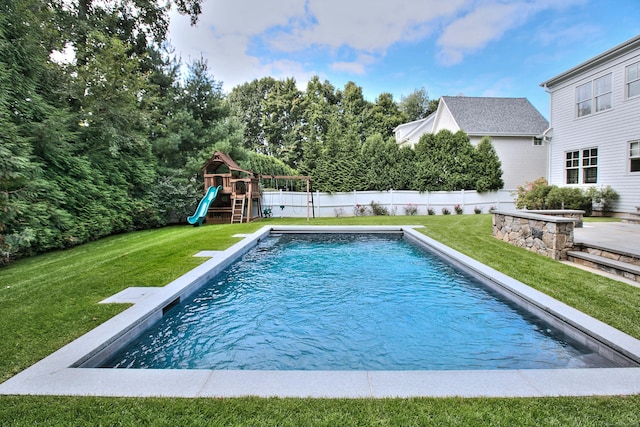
203;151;254;175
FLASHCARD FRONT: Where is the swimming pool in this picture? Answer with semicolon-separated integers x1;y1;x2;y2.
1;225;640;397
102;232;622;371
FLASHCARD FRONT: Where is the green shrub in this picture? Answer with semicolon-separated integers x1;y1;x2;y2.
515;177;554;209
403;204;418;216
370;201;389;216
545;187;591;211
586;186;620;214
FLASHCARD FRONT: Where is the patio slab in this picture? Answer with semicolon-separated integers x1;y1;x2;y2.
574;222;640;257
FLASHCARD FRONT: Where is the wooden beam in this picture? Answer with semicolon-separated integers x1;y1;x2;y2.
259;175;312;180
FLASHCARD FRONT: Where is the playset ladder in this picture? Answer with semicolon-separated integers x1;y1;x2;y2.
231;196;245;223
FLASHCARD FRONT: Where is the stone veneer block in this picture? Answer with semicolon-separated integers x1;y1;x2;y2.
492;210;575;260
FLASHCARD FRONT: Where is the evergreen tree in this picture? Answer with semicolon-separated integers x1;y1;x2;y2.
336;81;371;143
0;1;40;261
299;76;339;177
313;116;366;192
361;134;396;191
472;137;504;192
366;92;408;139
413;130;476;191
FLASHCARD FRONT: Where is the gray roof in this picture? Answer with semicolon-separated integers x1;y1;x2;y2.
441;96;549;136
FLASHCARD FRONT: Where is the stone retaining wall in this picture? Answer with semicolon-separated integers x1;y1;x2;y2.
492;210;575;260
525;209;585;228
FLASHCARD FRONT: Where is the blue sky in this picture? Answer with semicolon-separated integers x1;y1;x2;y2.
168;0;640;120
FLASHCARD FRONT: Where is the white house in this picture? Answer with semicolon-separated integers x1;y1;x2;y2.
394;96;549;189
540;35;640;215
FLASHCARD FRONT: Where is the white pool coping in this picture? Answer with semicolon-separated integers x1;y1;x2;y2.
1;225;640;398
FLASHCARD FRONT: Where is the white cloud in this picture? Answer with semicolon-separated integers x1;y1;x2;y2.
168;0;470;90
167;0;588;91
436;2;532;65
270;0;466;53
435;0;587;65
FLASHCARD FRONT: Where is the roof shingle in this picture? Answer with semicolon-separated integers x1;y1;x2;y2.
441;96;548;136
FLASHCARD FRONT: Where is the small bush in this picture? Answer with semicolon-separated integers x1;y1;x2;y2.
403;204;418;216
474;206;482;214
454;204;463;215
586;185;620;214
427;208;435;215
442;207;451;215
515;177;554;210
370;201;389;216
546;187;591;211
353;204;369;216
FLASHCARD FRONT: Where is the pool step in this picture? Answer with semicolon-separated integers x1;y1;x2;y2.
567;249;640;283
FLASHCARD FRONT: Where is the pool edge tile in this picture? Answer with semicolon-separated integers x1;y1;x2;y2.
199;371;372;398
367;370;544;398
3;225;640;399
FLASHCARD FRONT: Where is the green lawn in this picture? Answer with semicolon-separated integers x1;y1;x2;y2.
1;215;639;426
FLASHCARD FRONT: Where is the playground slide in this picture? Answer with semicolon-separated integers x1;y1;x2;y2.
187;185;222;226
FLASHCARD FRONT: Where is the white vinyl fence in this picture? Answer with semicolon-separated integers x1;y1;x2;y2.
261;189;517;218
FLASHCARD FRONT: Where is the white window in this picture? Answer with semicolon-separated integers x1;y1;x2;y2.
565;148;598;184
565;151;579;184
630;140;640;172
582;148;598;183
627;62;640;98
576;82;592;117
594;75;612;112
576;74;612;117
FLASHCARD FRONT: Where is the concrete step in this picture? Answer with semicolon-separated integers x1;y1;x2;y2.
567;250;640;283
621;214;640;224
619;208;640;224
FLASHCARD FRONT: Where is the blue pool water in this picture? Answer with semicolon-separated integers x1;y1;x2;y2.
103;233;616;370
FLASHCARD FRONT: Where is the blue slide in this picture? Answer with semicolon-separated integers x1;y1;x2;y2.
187;185;222;226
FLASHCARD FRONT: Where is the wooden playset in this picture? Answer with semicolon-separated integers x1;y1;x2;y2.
191;151;312;225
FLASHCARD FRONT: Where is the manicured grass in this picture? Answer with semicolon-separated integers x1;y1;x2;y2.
583;217;622;223
1;215;639;426
1;395;640;426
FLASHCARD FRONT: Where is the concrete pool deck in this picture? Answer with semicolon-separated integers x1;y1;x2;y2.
574;221;640;258
1;225;640;398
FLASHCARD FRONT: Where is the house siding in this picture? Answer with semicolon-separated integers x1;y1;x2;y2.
545;44;640;213
395;96;549;190
474;136;547;189
433;105;460;132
